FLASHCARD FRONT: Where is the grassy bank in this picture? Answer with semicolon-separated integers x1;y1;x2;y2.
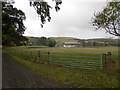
4;46;119;88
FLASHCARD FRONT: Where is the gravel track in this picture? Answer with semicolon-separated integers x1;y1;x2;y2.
2;53;73;88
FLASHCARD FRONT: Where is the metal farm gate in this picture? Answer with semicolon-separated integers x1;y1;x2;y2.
48;52;104;69
6;48;111;69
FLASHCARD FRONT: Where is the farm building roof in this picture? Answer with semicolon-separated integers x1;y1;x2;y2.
63;42;81;45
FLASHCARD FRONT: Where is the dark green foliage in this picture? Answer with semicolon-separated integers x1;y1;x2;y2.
46;38;56;47
2;2;28;46
39;36;47;45
86;41;93;47
78;39;86;47
29;0;62;27
39;37;56;47
27;36;56;47
93;42;97;46
82;42;86;47
78;38;119;47
108;40;119;46
92;1;120;36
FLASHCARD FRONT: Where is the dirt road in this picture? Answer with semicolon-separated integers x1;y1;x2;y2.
2;53;72;88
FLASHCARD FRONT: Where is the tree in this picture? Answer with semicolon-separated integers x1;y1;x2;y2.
92;1;120;36
46;38;56;47
2;0;62;46
86;41;93;47
39;36;47;45
2;2;28;46
6;0;62;27
78;39;86;47
29;0;62;27
93;41;97;47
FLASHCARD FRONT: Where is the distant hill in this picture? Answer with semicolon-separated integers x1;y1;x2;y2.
87;38;118;42
25;36;119;46
50;37;118;44
50;37;80;44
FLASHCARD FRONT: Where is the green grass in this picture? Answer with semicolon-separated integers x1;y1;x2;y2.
5;46;119;68
6;53;118;88
5;46;119;62
8;45;48;48
5;47;103;69
4;46;119;88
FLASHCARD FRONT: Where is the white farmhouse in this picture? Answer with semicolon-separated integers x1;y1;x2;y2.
63;42;82;47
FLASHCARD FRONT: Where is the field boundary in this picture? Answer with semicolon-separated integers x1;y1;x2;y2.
48;52;103;69
37;51;112;69
5;48;112;70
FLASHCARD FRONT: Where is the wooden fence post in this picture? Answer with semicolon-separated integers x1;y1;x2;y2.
102;53;106;69
48;52;50;63
38;51;40;63
107;52;115;63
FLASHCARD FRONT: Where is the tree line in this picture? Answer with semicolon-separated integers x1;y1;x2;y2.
27;36;56;47
79;39;120;47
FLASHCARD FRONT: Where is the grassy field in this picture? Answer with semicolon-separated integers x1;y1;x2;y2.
5;46;119;62
4;46;119;88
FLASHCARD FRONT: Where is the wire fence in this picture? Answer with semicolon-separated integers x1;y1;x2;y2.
5;48;112;69
49;52;103;69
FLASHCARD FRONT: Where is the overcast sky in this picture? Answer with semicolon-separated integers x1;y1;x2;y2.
13;0;117;39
